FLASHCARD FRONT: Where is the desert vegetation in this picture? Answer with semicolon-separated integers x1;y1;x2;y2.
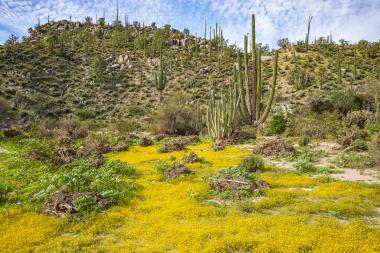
0;7;379;253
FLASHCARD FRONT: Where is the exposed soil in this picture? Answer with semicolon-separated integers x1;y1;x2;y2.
240;139;380;183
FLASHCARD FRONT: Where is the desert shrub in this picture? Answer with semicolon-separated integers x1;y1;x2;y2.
352;139;368;151
310;91;362;115
150;92;198;135
295;160;318;173
329;90;362;115
2;128;22;137
253;138;295;156
158;135;199;153
298;136;310;147
336;152;375;169
25;138;58;165
53;116;88;143
365;123;380;134
128;106;145;117
345;110;373;129
115;120;141;135
268;111;287;135
239;155;264;173
309;98;334;114
139;136;154;147
287;67;314;89
182;152;203;163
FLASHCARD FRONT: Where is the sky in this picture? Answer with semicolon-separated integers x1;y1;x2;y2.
0;0;379;47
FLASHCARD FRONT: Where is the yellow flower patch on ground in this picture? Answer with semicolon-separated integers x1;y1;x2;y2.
1;142;380;252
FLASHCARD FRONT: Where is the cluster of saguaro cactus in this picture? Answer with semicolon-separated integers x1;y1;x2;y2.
154;50;167;102
206;82;241;141
305;15;313;51
337;49;342;84
206;14;279;140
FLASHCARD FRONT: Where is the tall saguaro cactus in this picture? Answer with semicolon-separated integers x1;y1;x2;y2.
154;50;167;102
305;15;313;51
236;14;278;127
337;49;342;84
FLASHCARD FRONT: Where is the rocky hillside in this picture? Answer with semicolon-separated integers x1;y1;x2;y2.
0;19;379;127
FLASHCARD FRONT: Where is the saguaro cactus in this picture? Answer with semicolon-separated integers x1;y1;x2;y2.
154;50;167;102
305;15;313;51
236;14;278;127
337;49;342;84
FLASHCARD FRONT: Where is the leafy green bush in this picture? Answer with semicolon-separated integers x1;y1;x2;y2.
268;111;287;135
352;139;368;151
58;160;140;204
73;195;96;213
102;160;136;176
0;181;12;203
208;166;253;181
239;155;264;173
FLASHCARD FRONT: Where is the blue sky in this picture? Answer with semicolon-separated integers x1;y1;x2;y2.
0;0;379;47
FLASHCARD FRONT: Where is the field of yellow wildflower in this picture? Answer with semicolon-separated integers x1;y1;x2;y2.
1;142;380;252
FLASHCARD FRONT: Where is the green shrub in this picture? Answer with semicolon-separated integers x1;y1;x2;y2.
239;155;264;173
365;123;380;134
150;92;199;135
73;195;97;213
0;181;12;203
298;136;310;147
295;160;318;173
154;160;171;173
336;152;375;169
58;160;140;204
238;200;254;213
102;160;136;176
208;166;254;181
268;111;287;135
352;139;368;151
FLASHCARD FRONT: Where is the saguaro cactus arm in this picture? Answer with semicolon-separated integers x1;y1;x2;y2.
254;50;278;127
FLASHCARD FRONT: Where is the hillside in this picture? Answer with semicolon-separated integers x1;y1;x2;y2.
1;19;379;127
